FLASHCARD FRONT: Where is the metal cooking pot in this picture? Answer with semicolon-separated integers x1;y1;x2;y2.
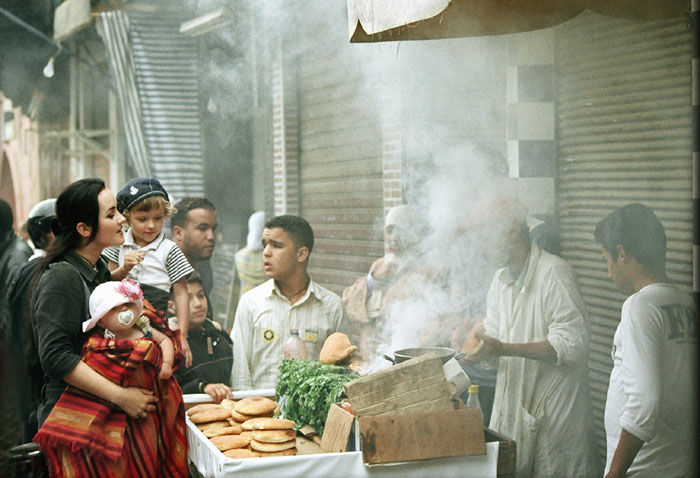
383;346;465;365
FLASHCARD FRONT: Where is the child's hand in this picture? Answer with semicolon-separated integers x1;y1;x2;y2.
123;251;145;272
181;336;192;368
158;362;173;380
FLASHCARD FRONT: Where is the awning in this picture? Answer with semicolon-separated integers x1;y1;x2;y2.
347;0;689;42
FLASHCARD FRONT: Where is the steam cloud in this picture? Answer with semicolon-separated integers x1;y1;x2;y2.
178;0;519;364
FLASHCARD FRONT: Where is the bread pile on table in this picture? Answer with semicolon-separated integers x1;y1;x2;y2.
186;397;298;458
243;417;298;457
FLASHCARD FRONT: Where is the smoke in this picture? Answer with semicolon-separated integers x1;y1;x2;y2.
176;0;516;363
372;145;508;363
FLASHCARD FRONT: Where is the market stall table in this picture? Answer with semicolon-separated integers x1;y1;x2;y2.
185;393;500;478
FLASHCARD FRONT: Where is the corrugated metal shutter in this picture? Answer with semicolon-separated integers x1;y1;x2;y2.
297;46;384;294
555;11;692;456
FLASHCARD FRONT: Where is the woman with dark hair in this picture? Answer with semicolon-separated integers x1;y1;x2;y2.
31;178;158;426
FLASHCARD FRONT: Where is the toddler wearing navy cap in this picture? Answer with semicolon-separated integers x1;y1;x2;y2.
102;176;195;366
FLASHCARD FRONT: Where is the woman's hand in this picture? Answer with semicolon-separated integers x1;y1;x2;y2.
114;387;158;419
203;383;233;403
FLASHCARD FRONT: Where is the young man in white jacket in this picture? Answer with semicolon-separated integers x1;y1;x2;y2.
595;203;697;478
463;195;600;478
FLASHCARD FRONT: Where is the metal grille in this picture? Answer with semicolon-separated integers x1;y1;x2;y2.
554;11;693;457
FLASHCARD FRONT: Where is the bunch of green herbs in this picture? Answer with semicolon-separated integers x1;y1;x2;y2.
275;359;358;435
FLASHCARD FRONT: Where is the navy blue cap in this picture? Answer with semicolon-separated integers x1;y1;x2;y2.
117;177;169;213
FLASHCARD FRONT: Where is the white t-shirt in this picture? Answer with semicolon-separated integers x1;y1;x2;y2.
605;283;697;477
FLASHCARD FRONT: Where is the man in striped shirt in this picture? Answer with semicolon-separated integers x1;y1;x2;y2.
230;215;348;390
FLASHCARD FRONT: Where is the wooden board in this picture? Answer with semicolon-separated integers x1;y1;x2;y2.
320;404;355;453
344;353;456;416
296;436;324;455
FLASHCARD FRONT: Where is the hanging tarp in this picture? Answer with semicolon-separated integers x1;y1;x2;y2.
347;0;689;42
97;10;205;199
348;0;584;42
569;0;689;21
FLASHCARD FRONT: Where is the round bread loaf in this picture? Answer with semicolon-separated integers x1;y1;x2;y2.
240;431;254;441
187;403;223;416
242;417;296;431
251;429;296;443
250;438;296;452
190;407;232;423
196;420;231;431
235;397;277;416
204;426;242;438
252;447;297;457
319;332;357;364
219;399;237;411
225;419;244;432
223;448;258;459
230;409;257;423
210;434;250;452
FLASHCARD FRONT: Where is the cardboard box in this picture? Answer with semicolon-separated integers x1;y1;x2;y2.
358;408;486;465
485;427;517;478
344;353;458;417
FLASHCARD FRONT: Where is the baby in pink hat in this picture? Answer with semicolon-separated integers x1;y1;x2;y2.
85;279;175;379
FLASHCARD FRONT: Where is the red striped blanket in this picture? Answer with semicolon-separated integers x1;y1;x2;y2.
34;304;187;478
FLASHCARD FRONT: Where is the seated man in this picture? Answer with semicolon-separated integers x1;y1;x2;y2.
170;273;233;403
342;205;430;358
230;215;348;390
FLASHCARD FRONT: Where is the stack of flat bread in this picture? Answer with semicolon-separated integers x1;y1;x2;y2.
187;399;256;458
186;397;298;459
230;396;277;423
242;417;298;457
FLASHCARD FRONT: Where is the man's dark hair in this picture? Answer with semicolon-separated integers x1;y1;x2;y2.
0;198;13;235
170;271;203;300
594;203;667;273
265;215;314;253
171;197;215;228
187;271;203;285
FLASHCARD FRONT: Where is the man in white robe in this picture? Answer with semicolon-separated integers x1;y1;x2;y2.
463;196;600;478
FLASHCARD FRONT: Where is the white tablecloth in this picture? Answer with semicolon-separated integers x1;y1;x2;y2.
185;393;498;478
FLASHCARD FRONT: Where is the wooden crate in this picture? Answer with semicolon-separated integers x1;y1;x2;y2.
484;427;516;478
344;353;457;416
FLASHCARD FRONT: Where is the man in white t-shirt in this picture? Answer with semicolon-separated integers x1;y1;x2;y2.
595;203;697;478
